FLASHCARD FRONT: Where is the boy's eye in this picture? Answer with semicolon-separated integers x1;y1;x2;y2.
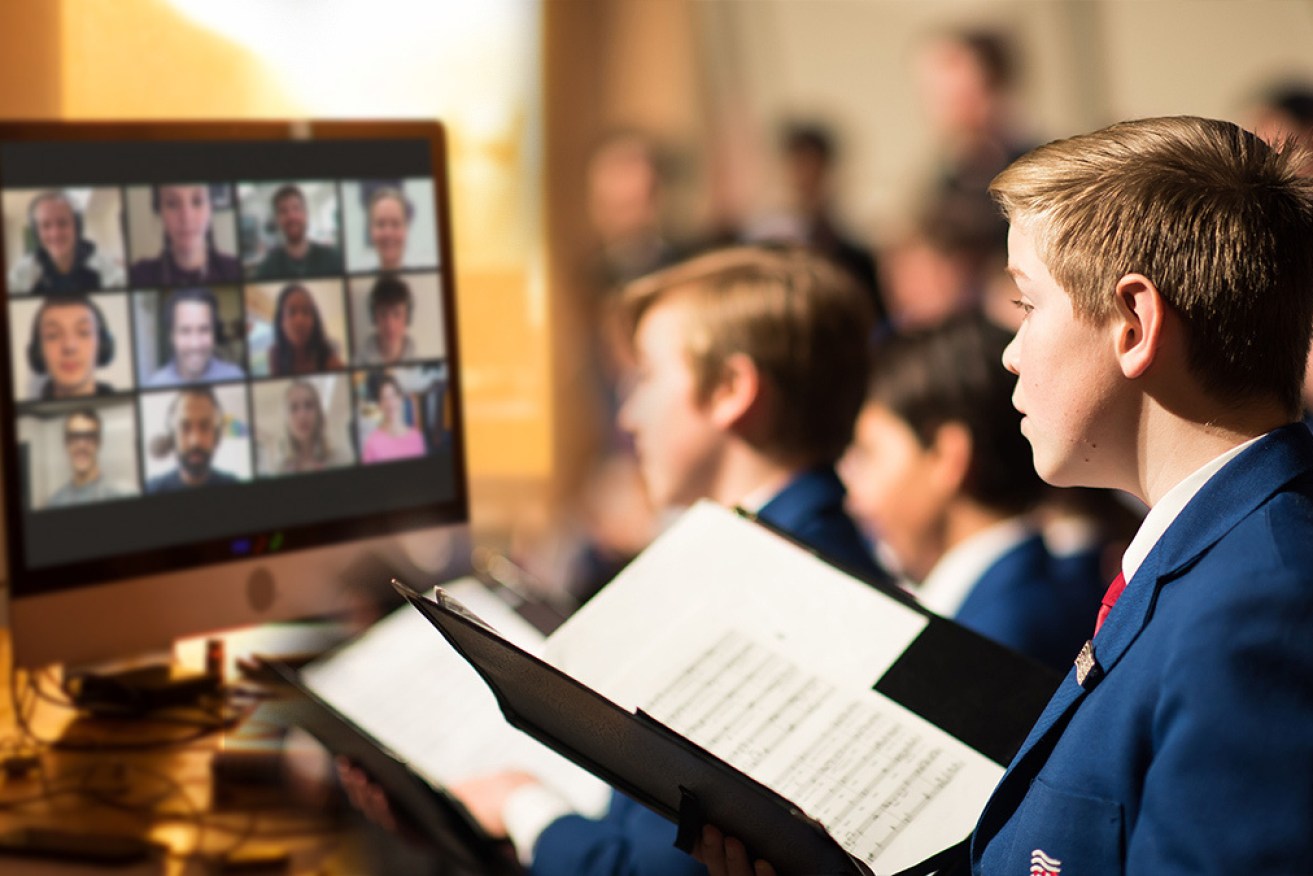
1011;298;1034;316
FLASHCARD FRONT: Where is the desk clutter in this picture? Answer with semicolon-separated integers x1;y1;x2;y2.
0;631;371;875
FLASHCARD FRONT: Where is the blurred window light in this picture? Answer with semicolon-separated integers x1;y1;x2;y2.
164;0;537;132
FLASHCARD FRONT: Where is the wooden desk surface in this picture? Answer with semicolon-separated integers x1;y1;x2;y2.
0;628;367;875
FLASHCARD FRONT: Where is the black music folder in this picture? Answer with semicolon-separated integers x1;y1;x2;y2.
397;501;1058;876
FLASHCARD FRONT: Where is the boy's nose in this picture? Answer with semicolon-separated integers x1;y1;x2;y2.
1001;331;1021;375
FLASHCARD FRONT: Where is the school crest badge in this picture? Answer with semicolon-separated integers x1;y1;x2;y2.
1031;848;1061;875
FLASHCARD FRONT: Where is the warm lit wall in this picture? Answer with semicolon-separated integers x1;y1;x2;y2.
0;4;62;117
30;0;555;535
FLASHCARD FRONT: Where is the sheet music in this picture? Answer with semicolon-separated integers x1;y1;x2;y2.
534;502;995;869
644;628;1003;874
302;578;609;816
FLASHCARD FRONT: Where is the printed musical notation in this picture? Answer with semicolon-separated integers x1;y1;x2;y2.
646;629;999;869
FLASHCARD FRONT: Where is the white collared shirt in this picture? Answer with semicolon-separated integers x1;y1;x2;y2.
915;518;1036;618
1120;436;1262;583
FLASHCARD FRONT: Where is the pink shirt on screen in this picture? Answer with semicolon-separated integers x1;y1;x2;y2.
362;427;426;463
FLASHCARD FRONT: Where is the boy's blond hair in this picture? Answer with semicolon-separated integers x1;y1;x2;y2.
990;116;1313;416
619;246;873;463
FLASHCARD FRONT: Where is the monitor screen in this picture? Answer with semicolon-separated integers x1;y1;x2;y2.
0;121;470;669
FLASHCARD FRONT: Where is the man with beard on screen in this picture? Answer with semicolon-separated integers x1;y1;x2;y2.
145;287;245;387
145;386;240;492
253;184;344;280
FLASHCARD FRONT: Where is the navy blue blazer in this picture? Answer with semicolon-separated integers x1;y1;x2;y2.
972;424;1313;874
754;466;891;586
530;467;884;876
954;532;1104;673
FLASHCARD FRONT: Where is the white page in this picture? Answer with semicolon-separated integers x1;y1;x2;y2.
301;578;609;816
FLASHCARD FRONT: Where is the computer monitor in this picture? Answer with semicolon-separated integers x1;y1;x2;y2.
0;121;470;670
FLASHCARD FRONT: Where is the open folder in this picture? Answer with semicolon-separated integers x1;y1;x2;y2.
397;501;1058;876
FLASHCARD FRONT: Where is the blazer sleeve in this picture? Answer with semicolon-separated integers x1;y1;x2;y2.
530;794;706;876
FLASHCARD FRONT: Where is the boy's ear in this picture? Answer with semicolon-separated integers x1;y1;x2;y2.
708;352;761;430
1111;273;1165;379
929;421;973;496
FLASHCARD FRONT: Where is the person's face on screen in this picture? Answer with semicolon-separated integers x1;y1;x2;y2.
369;196;408;270
275;193;308;246
172;393;220;481
280;288;317;351
39;302;99;397
64;413;102;480
33;196;78;267
159;185;212;258
373;302;409;361
377;381;403;426
617;296;724;509
287;383;322;443
171;300;216;380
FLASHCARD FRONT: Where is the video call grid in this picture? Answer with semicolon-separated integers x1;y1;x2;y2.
4;175;452;512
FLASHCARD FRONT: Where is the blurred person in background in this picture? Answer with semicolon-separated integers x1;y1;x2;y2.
745;122;885;325
586;130;684;295
1246;83;1313;423
582;130;687;427
880;200;1004;330
1247;81;1313;178
914;28;1035;257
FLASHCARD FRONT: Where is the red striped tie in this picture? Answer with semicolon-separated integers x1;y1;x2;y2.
1094;571;1127;636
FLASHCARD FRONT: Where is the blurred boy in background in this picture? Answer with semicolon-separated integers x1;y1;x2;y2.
842;313;1103;671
